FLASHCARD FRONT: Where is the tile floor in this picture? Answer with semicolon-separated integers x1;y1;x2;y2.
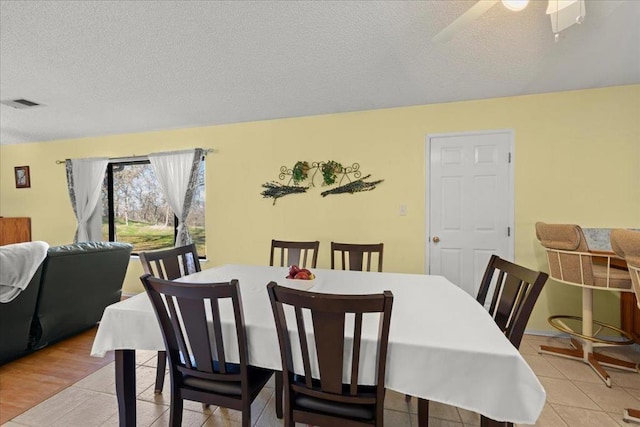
2;334;639;427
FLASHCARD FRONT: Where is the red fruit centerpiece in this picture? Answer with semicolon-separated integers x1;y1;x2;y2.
286;265;315;280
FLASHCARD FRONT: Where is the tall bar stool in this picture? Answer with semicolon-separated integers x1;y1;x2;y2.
535;223;637;387
611;229;640;424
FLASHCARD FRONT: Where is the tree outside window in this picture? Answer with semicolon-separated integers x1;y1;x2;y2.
101;160;205;256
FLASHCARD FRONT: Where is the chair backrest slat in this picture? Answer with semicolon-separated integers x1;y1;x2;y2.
270;240;320;269
295;306;314;388
311;310;345;394
350;312;363;396
488;269;506;316
331;242;384;272
280;247;302;267
178;296;214;372
154;291;190;366
476;255;548;348
209;298;227;372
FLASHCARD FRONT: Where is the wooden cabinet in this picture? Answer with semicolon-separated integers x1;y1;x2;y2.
0;217;32;245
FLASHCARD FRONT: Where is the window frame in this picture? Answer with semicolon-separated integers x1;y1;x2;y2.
105;159;179;255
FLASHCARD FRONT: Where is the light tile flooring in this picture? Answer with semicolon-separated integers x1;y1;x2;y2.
2;334;639;427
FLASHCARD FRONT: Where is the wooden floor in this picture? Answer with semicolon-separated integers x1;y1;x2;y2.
0;327;113;424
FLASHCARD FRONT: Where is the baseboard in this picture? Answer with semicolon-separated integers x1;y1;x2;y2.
524;329;566;338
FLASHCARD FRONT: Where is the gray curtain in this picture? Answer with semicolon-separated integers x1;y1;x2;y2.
66;158;108;242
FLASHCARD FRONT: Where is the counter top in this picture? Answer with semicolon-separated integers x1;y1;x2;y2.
583;228;639;252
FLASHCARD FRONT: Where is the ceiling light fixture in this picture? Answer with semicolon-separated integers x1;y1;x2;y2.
546;0;586;41
501;0;529;12
546;0;578;14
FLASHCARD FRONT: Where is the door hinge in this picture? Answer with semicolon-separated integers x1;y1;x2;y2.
508;152;512;163
507;226;511;237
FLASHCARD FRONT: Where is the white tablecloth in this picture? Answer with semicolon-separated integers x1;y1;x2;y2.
92;264;545;424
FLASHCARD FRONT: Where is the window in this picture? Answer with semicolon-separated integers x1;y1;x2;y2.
101;159;205;256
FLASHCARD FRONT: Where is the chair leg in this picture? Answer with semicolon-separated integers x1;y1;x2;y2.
275;371;283;419
417;398;429;427
155;350;167;393
242;401;251;427
624;408;640;424
480;416;512;427
169;395;183;427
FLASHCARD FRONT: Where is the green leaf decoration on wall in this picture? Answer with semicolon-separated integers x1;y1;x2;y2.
292;161;310;184
260;160;383;204
320;160;342;185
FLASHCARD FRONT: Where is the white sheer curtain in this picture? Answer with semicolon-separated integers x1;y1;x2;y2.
65;157;109;242
148;149;203;247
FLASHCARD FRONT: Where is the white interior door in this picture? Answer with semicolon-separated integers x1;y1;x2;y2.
427;130;514;298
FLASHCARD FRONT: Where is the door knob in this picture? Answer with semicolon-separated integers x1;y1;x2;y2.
432;236;440;243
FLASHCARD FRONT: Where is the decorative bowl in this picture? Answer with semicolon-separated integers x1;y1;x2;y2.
282;277;316;291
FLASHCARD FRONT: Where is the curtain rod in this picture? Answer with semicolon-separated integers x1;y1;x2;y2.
55;148;214;164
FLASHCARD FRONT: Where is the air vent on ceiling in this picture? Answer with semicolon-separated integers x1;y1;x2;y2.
1;98;44;109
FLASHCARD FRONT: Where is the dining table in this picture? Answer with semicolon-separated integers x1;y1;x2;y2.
91;264;545;426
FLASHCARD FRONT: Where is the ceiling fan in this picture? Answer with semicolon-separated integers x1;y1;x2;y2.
433;0;587;43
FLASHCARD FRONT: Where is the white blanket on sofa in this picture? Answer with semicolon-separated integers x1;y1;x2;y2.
0;241;49;303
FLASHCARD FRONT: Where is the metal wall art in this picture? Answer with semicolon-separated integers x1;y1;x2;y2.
261;160;383;204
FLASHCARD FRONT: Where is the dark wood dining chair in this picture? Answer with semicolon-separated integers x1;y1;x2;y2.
417;255;548;427
267;282;393;427
139;243;201;280
141;274;274;427
475;255;548;349
611;229;640;424
270;239;319;417
139;243;201;394
270;239;319;268
331;242;384;272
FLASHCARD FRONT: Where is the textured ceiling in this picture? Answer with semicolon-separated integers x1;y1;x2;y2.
1;0;639;145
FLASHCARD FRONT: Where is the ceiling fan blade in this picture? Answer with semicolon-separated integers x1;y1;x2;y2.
433;0;500;43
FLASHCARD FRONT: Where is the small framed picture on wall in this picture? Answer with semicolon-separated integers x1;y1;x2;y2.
14;166;30;188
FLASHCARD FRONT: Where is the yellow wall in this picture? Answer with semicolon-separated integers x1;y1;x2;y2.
1;85;639;333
